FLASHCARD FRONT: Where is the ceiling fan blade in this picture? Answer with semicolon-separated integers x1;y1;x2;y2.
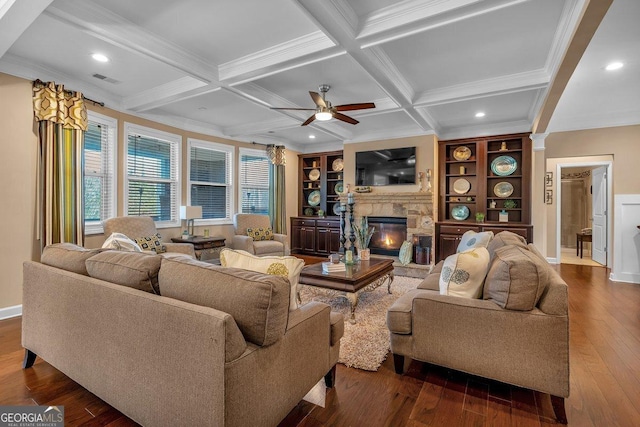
309;91;327;108
301;114;316;126
270;107;316;111
335;102;376;112
333;112;359;125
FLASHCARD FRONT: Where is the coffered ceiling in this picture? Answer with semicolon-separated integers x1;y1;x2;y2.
1;0;637;152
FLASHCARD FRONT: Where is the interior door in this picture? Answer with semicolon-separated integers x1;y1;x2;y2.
591;166;607;265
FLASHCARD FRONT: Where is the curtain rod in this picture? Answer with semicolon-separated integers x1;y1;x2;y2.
33;79;105;107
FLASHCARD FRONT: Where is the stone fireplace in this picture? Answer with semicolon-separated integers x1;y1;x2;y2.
368;217;407;256
340;192;434;257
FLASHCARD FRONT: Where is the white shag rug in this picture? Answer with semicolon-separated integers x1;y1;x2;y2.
299;275;422;371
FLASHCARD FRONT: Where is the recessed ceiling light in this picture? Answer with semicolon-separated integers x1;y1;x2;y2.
475;112;486;118
91;53;109;63
605;62;624;71
309;135;316;139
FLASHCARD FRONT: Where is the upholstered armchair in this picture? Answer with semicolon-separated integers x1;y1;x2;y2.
102;216;195;257
232;214;289;256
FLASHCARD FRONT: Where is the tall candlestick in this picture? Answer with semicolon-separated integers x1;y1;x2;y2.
347;192;354;204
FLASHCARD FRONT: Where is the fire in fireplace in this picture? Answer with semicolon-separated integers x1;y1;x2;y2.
367;216;407;256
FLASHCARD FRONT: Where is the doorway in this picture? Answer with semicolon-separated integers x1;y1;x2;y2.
555;160;612;268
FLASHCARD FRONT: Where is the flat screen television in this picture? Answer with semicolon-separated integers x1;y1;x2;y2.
355;147;416;186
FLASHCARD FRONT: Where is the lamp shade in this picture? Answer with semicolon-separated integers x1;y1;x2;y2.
180;205;202;220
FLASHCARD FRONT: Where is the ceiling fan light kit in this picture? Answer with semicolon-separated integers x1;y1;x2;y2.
271;84;376;126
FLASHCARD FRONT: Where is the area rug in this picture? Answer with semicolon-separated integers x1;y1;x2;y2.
298;275;422;372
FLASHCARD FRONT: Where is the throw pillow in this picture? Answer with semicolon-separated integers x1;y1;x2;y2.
102;232;142;252
439;247;490;299
486;231;528;260
85;251;162;294
134;233;166;254
247;227;274;241
483;244;549;311
220;248;304;310
398;241;413;265
456;230;494;253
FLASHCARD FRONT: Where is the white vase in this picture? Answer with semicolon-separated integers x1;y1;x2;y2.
360;248;371;260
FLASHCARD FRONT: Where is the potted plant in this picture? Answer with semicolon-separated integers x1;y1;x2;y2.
353;216;375;260
475;212;485;223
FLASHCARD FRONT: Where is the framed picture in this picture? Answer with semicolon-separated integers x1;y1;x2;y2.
545;172;553;187
545;189;553;204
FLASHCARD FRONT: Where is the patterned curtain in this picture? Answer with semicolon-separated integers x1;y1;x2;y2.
267;145;286;234
33;80;88;249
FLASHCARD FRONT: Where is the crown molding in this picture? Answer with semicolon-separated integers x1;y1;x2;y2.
344;127;434;144
547;110;640;134
124;77;215;112
543;0;586;78
414;106;440;134
219;31;337;84
327;0;359;35
45;1;218;83
414;69;549;107
299;140;344;154
438;119;531;140
137;111;226;139
224;116;301;137
363;46;415;103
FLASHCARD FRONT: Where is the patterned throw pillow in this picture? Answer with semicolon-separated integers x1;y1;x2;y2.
247;227;274;241
456;230;494;253
134;233;166;254
266;262;289;277
439;247;490;298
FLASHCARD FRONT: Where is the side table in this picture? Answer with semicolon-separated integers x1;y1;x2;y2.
171;236;225;261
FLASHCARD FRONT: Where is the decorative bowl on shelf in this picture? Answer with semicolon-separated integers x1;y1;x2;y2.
451;205;470;220
334;181;343;194
308;168;320;181
304;207;314;216
308;190;321;206
332;158;344;171
332;203;341;216
491;155;517;176
453;178;471;194
453;146;471;161
493;181;514;198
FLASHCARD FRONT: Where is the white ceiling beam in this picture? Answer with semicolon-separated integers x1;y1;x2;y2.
124;78;218;112
0;0;53;58
44;0;218;83
438;119;531;140
357;0;528;48
414;69;549;107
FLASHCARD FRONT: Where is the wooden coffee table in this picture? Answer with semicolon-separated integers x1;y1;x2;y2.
299;258;394;323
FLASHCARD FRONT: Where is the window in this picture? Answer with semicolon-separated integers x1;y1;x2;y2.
84;112;117;234
188;139;233;224
124;123;181;227
239;148;271;216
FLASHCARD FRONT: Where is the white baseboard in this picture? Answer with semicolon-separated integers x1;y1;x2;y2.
0;305;22;320
610;272;640;284
546;257;559;264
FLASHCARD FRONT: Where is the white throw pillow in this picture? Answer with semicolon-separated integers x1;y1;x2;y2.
439;247;490;299
456;230;494;253
220;249;304;311
102;233;142;252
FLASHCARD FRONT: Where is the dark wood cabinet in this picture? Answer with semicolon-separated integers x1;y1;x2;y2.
435;133;533;262
291;217;341;256
435;223;533;262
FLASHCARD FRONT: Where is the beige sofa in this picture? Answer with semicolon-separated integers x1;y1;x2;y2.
23;244;342;427
387;232;569;423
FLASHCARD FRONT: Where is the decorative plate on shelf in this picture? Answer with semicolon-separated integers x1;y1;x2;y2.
452;178;471;194
491;155;517;176
332;158;344;171
493;181;514;198
453;146;472;161
304;207;314;216
451;205;470;221
333;203;341;216
309;168;320;181
308;190;321;206
334;181;344;194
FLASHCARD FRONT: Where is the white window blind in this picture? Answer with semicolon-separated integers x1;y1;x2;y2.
239;148;271;216
125;124;180;227
84;112;116;234
188;140;233;223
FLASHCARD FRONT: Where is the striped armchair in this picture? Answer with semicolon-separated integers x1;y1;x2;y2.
232;214;289;256
102;216;195;257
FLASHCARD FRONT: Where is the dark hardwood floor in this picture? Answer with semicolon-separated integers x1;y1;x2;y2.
2;263;639;426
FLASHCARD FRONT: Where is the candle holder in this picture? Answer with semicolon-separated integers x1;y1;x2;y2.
348;199;357;255
339;204;347;254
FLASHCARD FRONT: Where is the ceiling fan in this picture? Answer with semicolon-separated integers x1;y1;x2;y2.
271;84;375;126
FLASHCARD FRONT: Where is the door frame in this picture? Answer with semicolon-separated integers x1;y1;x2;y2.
555;160;613;267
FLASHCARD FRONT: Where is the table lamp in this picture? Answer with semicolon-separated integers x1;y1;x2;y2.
180;206;202;237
